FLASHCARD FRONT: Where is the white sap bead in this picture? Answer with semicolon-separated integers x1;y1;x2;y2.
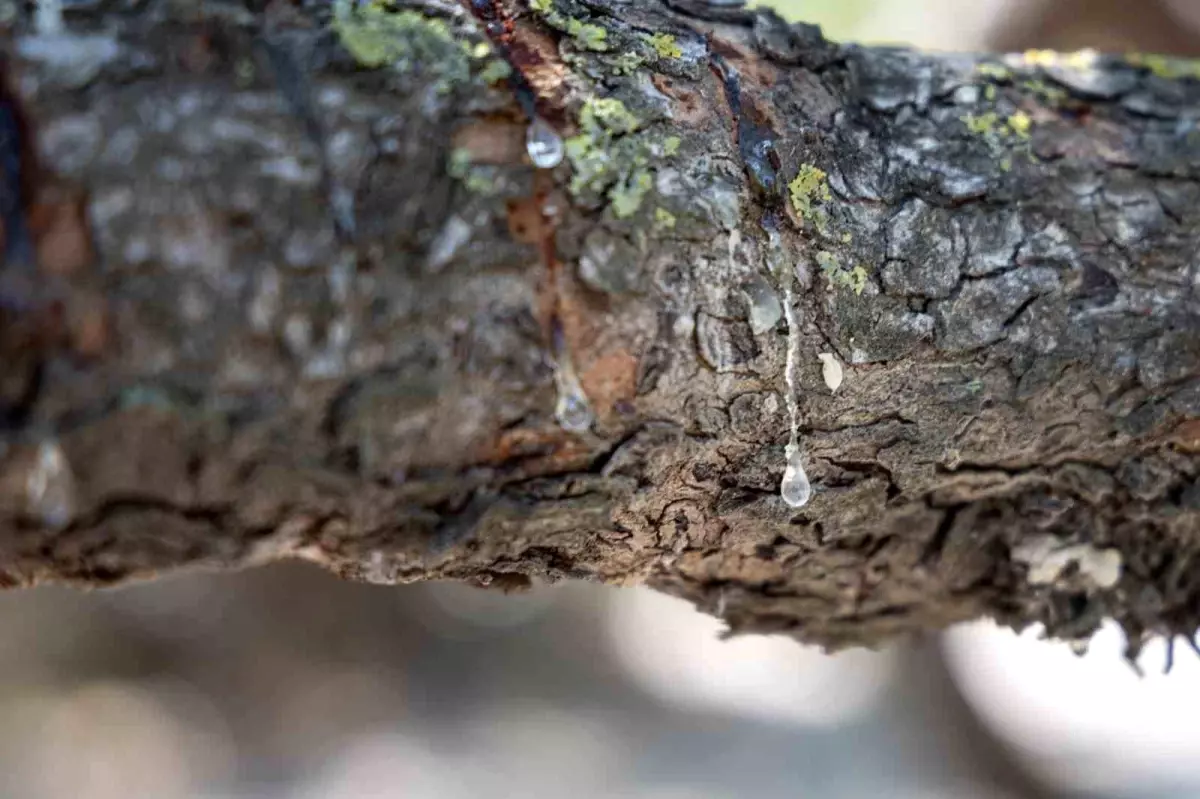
554;365;594;433
26;440;76;529
526;116;565;169
780;444;811;508
743;274;782;335
555;388;593;432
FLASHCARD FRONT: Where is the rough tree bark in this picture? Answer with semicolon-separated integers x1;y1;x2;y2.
0;0;1197;657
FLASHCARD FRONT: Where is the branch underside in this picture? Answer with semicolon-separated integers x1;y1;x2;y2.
0;0;1197;656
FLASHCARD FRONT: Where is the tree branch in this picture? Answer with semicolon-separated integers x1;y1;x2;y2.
0;0;1197;656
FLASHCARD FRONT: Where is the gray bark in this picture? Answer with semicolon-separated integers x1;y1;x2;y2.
0;0;1198;657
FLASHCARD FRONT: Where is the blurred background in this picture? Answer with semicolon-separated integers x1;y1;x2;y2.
783;0;1200;56
4;2;1200;798
5;571;1200;799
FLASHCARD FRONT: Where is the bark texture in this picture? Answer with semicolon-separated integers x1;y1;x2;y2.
0;0;1198;655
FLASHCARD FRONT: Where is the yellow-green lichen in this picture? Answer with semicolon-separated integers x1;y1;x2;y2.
1022;49;1097;71
654;207;676;230
464;171;497;195
1021;49;1057;69
962;111;1000;136
610;52;647;75
975;62;1012;81
962;109;1034;157
448;149;498;195
562;96;680;219
530;0;610;52
448;148;471;178
788;164;831;232
847;265;869;296
334;3;461;73
816;251;869;296
460;32;512;84
564;136;604;190
1007;110;1032;139
478;58;512;84
974;62;1010;105
565;18;608;50
1022;79;1068;105
1126;52;1200;80
564;101;632;196
611;171;653;218
645;33;682;59
564;97;647;214
581;97;640;134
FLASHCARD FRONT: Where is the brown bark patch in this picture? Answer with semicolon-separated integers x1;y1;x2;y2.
1172;419;1200;453
68;292;111;359
506;195;547;244
507;15;571;120
30;188;93;278
580;349;638;419
453;119;526;165
651;75;708;127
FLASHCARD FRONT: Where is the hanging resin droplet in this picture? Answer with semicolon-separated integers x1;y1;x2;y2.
780;444;811;508
555;383;594;432
553;361;594;433
556;392;592;432
26;440;76;529
526;116;565;169
743;274;782;335
549;318;592;433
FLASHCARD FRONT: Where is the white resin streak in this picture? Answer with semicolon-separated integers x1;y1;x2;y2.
780;275;812;508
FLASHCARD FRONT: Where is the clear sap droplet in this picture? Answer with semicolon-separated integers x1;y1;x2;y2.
762;223;787;279
743;274;782;335
780;445;811;508
26;440;76;529
555;388;593;433
526;117;564;169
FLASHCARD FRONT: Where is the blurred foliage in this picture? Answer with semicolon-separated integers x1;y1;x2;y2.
762;0;878;41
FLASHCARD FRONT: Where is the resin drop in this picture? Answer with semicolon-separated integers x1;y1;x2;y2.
743;274;782;335
555;385;594;432
554;364;594;433
26;440;76;529
526;116;564;169
780;444;811;508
